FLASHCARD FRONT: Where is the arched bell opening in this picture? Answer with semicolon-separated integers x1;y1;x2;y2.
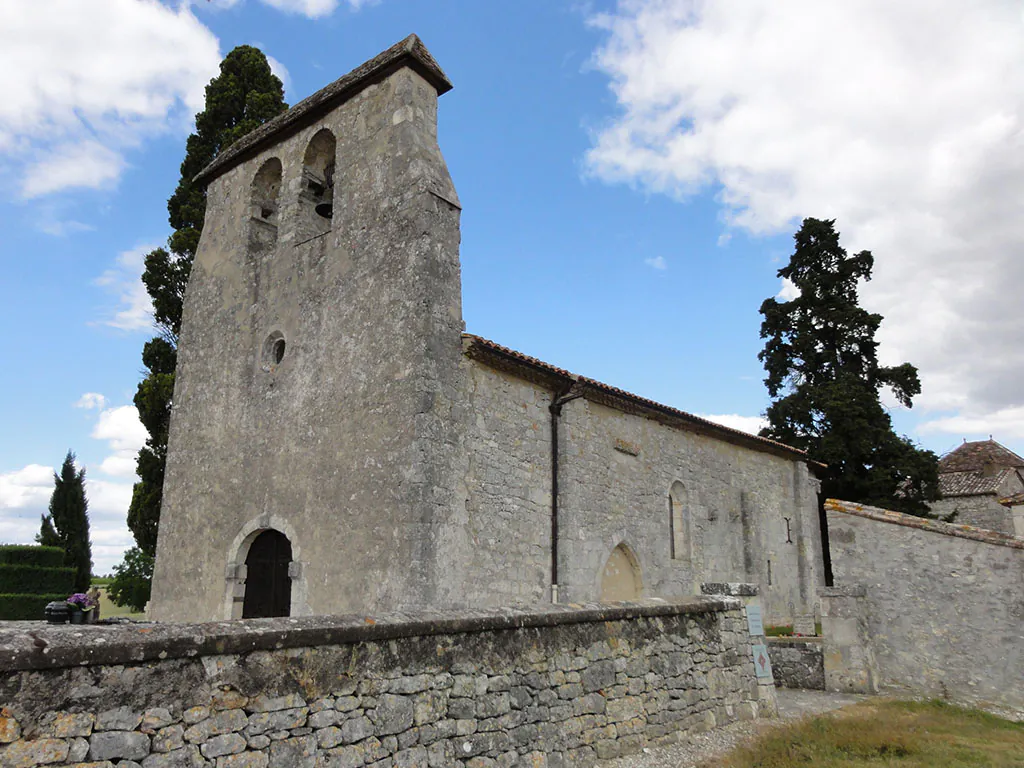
241;528;293;618
249;157;283;254
600;542;643;602
299;128;337;240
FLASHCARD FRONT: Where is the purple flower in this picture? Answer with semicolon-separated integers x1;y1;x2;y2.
67;593;98;610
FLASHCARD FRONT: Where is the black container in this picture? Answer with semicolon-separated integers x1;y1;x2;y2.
44;601;70;624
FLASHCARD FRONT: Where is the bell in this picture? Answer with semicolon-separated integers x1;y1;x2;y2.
315;201;333;219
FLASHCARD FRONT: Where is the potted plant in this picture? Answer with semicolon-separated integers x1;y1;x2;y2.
66;592;98;624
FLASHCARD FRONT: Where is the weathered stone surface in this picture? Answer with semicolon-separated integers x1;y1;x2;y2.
216;751;268;768
826;499;1024;713
141;709;175;733
68;736;90;762
95;707;142;732
152;724;185;753
0;716;20;743
0;599;771;767
246;694;305;713
339;716;373;744
141;746;202;768
766;639;824;690
268;734;317;767
201;733;247;758
0;737;69;767
88;731;151;761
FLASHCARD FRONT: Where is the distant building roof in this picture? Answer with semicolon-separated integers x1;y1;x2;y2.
939;468;1017;497
999;492;1024;507
938;439;1024;474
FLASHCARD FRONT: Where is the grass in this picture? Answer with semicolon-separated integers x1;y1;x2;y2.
92;584;144;619
708;699;1024;768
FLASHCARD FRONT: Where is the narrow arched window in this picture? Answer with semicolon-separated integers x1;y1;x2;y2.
251;158;283;224
249;158;282;253
669;481;689;561
299;128;337;240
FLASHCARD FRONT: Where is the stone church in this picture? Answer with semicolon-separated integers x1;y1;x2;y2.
148;36;826;624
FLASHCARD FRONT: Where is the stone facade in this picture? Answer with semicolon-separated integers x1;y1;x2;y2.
929;438;1024;536
149;35;825;624
764;639;824;690
825;499;1024;715
929;480;1024;536
0;599;775;767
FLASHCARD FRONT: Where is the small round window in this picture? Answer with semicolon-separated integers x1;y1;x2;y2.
263;331;286;368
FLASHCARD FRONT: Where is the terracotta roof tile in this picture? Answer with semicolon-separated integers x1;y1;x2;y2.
938;439;1024;473
938;468;1015;497
462;334;819;467
999;492;1024;507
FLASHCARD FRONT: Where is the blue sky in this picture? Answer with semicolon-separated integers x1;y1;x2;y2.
3;0;1023;573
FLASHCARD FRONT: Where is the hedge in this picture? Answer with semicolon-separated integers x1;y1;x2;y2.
0;593;67;621
0;545;64;568
0;564;75;595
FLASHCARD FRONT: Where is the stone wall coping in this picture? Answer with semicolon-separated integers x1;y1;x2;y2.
0;597;737;673
826;498;1024;550
817;585;867;598
701;582;760;596
194;34;452;186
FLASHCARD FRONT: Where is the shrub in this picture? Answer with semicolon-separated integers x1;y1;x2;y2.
0;544;64;568
0;564;75;595
107;547;154;613
0;593;68;620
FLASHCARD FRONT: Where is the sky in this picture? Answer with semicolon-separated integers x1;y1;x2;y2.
2;0;1024;574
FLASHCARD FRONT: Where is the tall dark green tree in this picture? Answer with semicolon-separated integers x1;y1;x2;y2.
43;451;92;592
759;218;939;514
128;46;287;557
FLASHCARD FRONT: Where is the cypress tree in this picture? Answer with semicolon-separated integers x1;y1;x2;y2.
759;218;939;514
128;46;288;557
47;451;92;592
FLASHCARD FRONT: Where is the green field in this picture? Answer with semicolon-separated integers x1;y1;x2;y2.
93;585;144;619
710;700;1024;768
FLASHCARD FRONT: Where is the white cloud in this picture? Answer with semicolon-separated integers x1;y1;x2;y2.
0;1;221;198
92;405;148;479
644;255;668;270
75;393;107;411
699;413;768;436
265;54;292;95
0;465;53;511
94;244;157;332
587;0;1024;437
920;406;1024;441
776;277;800;302
0;398;145;571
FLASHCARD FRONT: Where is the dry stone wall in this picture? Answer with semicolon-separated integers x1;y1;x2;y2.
825;499;1024;715
0;599;775;767
764;639;824;690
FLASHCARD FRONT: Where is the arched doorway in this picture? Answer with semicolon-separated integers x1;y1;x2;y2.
600;543;642;602
242;529;292;618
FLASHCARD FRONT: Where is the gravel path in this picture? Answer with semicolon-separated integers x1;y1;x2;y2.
603;688;869;768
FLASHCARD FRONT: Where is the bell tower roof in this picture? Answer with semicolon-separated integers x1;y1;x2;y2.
194;34;451;187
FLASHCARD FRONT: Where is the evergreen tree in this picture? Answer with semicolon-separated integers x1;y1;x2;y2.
36;513;61;547
47;451;92;592
758;218;939;514
128;46;287;557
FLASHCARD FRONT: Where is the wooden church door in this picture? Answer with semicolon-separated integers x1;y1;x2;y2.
242;529;292;618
